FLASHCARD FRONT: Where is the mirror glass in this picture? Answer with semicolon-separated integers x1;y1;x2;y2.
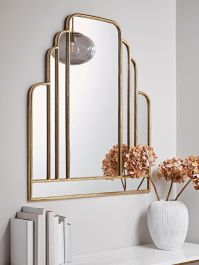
138;93;148;145
69;17;119;178
32;85;47;179
122;43;130;148
136;93;149;190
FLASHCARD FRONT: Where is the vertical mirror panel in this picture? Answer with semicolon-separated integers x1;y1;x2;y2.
32;85;47;179
68;17;119;178
138;93;148;145
122;42;130;148
32;178;144;198
136;92;149;190
50;54;67;179
122;42;141;191
130;60;135;146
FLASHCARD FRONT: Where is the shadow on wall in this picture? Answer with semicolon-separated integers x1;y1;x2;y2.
182;185;199;244
136;211;151;244
0;221;10;265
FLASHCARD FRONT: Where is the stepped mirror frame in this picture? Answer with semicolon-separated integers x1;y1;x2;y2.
28;13;151;201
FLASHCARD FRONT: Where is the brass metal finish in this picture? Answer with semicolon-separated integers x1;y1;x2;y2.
52;30;70;178
122;40;131;148
28;13;152;201
131;58;138;146
32;175;144;183
65;13;121;31
30;188;150;202
138;90;152;191
55;48;59;179
28;82;50;200
46;48;55;179
138;91;151;146
65;31;70;178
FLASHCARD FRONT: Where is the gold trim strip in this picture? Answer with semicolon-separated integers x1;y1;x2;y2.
118;29;123;177
46;48;53;179
122;40;131;148
65;13;121;30
138;91;151;146
55;48;59;179
138;90;152;191
32;175;141;183
29;189;150;202
54;31;68;46
28;82;50;200
65;32;70;178
131;58;138;146
54;31;70;178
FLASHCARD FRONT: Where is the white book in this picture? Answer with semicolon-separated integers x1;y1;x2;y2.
47;212;62;265
10;218;33;265
54;216;59;265
47;211;55;265
16;210;45;265
22;206;46;265
58;217;72;263
67;223;72;263
58;219;65;264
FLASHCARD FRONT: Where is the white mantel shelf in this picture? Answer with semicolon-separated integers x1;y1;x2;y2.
72;243;199;265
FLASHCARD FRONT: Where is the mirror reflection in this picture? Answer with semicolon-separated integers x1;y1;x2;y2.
69;17;119;178
138;92;148;145
32;85;47;179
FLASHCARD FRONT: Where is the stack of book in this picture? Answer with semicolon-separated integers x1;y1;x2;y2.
10;206;72;265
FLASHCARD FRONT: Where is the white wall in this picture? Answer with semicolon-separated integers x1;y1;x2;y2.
177;0;199;243
0;0;176;264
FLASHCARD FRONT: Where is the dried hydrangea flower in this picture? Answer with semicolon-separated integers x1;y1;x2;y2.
192;175;199;190
126;145;157;178
183;155;199;177
183;155;199;190
102;144;128;176
159;157;186;183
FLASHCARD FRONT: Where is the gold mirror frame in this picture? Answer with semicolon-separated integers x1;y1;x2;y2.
28;13;151;201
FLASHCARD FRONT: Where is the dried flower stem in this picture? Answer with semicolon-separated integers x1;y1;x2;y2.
124;178;127;190
175;179;192;201
148;169;160;201
137;177;145;190
121;178;127;191
166;180;174;201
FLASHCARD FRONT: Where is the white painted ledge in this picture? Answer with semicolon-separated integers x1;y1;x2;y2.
72;243;199;265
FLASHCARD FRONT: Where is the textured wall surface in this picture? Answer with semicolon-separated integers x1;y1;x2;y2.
177;0;199;244
0;0;176;264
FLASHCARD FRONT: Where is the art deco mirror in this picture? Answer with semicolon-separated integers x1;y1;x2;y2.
28;13;151;201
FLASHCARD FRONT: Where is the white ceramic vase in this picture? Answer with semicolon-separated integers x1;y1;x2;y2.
147;200;188;250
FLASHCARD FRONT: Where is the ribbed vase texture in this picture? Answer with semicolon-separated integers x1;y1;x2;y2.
147;200;188;250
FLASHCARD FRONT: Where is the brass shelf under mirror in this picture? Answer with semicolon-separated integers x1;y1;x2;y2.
28;13;152;201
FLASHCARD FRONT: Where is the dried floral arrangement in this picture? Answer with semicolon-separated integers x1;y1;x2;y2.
102;144;158;196
158;155;199;200
102;145;199;200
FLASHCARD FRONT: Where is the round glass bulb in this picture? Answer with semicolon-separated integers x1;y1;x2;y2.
58;32;96;65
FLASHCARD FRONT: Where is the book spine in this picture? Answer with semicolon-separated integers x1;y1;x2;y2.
10;218;33;265
58;221;65;264
66;223;72;263
27;221;33;265
46;212;55;265
54;216;59;265
22;207;46;265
